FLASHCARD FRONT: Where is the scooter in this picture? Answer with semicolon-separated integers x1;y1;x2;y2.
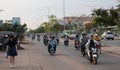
64;40;69;46
49;44;56;56
74;41;80;50
86;47;98;65
44;38;49;46
37;38;40;41
80;44;86;56
56;38;59;45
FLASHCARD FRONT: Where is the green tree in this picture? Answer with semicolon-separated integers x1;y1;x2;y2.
0;23;13;31
36;15;63;33
92;8;118;27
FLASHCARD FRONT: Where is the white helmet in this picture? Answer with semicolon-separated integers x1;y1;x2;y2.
95;34;98;36
5;35;8;37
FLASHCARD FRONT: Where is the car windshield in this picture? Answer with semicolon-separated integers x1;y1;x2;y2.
107;32;113;34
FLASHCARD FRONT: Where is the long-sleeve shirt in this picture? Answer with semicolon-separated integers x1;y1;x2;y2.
49;39;57;45
85;39;99;48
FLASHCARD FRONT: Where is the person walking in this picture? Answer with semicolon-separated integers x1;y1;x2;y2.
5;35;18;68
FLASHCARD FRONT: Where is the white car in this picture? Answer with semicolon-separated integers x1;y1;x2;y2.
69;34;76;39
101;31;114;40
106;31;114;40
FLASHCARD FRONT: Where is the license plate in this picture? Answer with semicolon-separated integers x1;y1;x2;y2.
93;54;97;57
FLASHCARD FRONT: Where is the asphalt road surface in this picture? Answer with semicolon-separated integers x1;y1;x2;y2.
20;37;120;70
102;39;120;47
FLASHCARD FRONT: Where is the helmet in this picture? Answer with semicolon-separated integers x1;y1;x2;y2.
82;32;86;35
5;35;8;37
51;34;54;38
90;34;94;38
95;34;98;36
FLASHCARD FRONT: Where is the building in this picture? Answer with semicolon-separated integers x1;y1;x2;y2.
63;16;93;25
62;16;94;30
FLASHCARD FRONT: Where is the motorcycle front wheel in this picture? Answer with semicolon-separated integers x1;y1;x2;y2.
50;50;55;56
93;57;97;65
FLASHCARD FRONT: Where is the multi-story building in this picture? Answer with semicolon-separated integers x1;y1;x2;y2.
63;16;93;25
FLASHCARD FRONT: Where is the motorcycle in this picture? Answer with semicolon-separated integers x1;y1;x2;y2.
37;38;40;41
44;38;49;46
86;47;98;65
74;41;80;50
80;44;86;56
48;44;56;56
56;38;59;45
64;40;69;46
96;42;101;54
32;36;35;40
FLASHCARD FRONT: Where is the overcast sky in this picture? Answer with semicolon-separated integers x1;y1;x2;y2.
0;0;118;29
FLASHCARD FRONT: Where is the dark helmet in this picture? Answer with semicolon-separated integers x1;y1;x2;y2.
76;34;79;37
82;32;86;35
51;34;54;38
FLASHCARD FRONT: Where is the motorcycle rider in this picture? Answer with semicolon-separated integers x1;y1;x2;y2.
55;34;59;45
80;32;88;56
85;35;99;62
94;34;100;41
48;35;57;53
94;34;101;53
32;33;35;40
64;34;69;45
43;34;49;45
37;34;40;41
74;34;80;49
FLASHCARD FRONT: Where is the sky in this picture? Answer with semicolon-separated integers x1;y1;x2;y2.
0;0;118;30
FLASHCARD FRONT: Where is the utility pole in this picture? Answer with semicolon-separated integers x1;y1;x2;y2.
63;0;66;31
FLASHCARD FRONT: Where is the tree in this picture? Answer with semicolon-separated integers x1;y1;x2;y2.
34;15;63;33
85;22;92;32
92;8;118;27
0;22;27;41
35;26;45;33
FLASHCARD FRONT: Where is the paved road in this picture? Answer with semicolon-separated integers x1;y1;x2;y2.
23;38;120;70
1;37;120;70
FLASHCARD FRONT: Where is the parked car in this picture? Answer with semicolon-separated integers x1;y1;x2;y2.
69;34;76;40
101;31;114;40
106;31;114;40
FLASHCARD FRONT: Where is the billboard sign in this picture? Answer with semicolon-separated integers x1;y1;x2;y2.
12;17;20;25
0;20;3;25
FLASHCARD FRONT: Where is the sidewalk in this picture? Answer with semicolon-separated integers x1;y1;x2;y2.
102;46;120;56
114;36;120;40
0;44;40;70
